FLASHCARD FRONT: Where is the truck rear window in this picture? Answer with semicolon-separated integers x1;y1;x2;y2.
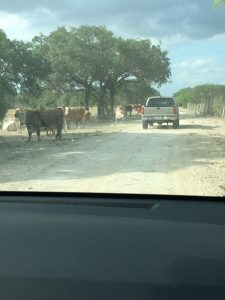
146;98;175;107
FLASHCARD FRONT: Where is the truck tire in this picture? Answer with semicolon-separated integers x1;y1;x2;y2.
142;121;148;129
173;120;179;128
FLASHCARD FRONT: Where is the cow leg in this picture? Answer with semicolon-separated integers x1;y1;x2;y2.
64;120;67;132
56;125;62;140
27;131;32;141
57;130;62;139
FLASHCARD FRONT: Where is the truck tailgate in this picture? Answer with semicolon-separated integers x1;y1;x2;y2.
144;106;175;116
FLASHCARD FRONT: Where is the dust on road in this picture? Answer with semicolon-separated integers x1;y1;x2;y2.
1;109;225;196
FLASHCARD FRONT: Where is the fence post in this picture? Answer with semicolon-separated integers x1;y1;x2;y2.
222;107;225;118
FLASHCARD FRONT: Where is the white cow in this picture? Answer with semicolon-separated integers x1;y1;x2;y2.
2;120;17;131
114;107;125;125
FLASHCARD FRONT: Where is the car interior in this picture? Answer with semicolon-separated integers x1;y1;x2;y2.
0;192;224;299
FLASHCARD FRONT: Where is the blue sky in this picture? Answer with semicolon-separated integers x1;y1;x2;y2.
0;0;225;96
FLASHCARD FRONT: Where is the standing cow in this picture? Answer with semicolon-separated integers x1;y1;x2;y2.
133;104;142;117
64;107;85;129
114;107;125;125
25;110;41;141
25;108;64;141
124;105;133;117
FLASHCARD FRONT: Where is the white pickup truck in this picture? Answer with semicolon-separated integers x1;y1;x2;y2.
141;96;179;129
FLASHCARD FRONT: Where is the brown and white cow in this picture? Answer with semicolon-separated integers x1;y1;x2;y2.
133;104;142;116
64;107;85;129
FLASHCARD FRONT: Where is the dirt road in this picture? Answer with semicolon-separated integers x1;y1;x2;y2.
1;109;225;196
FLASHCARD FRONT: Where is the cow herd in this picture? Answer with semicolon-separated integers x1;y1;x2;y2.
3;103;143;141
115;104;143;124
13;106;92;141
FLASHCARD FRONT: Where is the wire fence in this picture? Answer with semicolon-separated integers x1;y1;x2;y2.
187;102;225;118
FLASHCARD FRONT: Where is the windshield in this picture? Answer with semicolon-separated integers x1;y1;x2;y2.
0;0;225;196
146;98;175;107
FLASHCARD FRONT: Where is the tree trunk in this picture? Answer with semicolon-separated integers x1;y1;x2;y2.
84;85;91;110
98;84;106;120
109;86;115;116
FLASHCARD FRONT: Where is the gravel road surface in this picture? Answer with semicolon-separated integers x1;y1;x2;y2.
1;109;225;196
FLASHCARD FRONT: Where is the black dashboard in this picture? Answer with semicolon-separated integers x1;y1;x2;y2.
0;192;225;299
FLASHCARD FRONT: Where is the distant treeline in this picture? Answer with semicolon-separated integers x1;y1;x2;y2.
0;25;171;120
174;84;225;116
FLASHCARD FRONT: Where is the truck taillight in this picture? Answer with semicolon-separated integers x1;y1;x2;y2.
141;106;144;114
173;106;177;114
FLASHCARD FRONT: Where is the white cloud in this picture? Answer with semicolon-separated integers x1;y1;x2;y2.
178;58;214;69
0;12;31;40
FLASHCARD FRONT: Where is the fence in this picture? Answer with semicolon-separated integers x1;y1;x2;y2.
187;103;205;114
187;102;225;118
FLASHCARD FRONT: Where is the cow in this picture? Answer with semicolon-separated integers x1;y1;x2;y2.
133;104;142;116
25;108;64;141
2;120;17;132
124;105;133;117
64;107;85;129
114;107;125;125
25;110;41;141
14;108;27;132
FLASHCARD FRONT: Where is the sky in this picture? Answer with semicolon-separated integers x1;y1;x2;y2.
0;0;225;96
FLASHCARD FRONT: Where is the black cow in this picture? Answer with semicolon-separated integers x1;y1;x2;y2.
124;105;133;117
25;108;64;141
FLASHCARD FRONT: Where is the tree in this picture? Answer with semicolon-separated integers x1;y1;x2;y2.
95;37;171;118
10;39;51;98
174;84;225;115
0;30;17;119
213;0;225;7
45;26;111;110
116;79;159;105
44;26;171;117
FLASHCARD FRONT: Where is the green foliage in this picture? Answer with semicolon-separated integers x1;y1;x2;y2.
44;25;170;115
212;95;225;116
0;29;16;119
213;0;225;7
10;39;51;97
116;80;159;105
174;87;194;107
0;25;171;119
174;84;225;116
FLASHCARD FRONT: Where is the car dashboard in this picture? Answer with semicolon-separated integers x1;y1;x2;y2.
0;192;225;299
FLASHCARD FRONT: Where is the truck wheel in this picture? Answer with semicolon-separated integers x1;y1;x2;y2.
173;120;179;128
142;121;148;129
